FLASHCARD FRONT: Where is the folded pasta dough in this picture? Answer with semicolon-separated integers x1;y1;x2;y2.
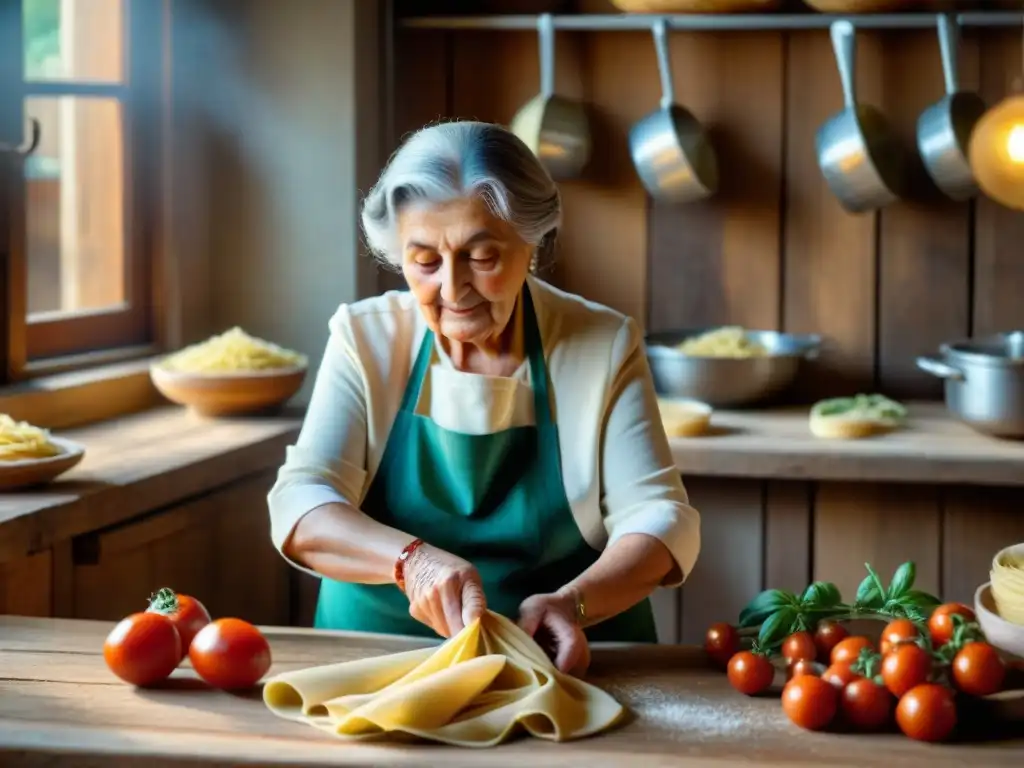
263;610;626;747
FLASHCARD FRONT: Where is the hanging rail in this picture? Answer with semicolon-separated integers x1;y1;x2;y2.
398;11;1024;32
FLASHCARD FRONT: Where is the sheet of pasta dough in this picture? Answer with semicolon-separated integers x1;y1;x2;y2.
263;610;626;747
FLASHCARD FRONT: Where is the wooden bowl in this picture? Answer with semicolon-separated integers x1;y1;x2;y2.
150;364;308;417
800;0;917;11
976;582;1024;661
611;0;782;10
0;437;85;491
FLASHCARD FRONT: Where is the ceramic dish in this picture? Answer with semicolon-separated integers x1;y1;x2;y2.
150;363;308;418
0;436;85;491
975;582;1024;661
657;397;714;438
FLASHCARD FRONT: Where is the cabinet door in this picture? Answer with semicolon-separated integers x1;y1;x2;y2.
63;470;290;626
0;550;51;617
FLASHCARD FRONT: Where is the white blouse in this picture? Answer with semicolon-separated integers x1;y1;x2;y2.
267;276;701;587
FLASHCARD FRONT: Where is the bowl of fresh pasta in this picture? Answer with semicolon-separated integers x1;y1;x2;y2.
645;326;822;408
0;414;85;491
150;327;308;417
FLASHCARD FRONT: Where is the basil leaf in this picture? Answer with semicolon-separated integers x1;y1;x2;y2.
855;574;883;609
865;563;887;604
903;589;941;609
738;589;796;628
801;581;842;609
758;607;797;649
888;562;915;600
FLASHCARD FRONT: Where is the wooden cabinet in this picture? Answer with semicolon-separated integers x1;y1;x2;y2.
53;470;292;627
0;550;52;617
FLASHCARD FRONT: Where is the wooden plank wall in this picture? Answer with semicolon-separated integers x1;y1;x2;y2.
388;13;1024;644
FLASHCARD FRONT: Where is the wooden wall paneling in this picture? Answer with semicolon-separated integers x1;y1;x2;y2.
973;30;1024;336
941;485;1024;606
875;31;976;400
646;33;785;335
678;478;764;644
783;31;884;399
763;481;812;594
378;30;452;294
0;550;52;617
812;483;941;601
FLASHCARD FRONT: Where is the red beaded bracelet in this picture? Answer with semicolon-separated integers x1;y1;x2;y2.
394;538;424;594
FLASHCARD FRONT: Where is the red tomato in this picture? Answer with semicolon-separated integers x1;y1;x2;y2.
782;632;817;666
104;612;181;687
840;678;893;731
879;618;920;656
788;658;818;679
189;618;272;690
830;636;873;666
704;623;739;669
147;588;211;659
928;603;976;647
896;684;957;742
882;643;933;698
813;621;848;663
782;675;838;731
952;641;1006;697
822;659;860;691
727;651;775;696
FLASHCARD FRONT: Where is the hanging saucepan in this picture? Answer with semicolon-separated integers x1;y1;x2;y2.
916;331;1024;439
916;14;987;201
509;13;590;182
628;18;717;204
815;20;905;214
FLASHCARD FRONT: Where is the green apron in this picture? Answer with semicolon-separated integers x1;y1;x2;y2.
314;284;657;644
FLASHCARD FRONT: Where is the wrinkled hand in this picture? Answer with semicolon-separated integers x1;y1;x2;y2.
518;589;591;676
403;544;486;638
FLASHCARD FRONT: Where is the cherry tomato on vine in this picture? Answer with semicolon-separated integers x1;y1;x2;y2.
928;603;976;647
727;651;775;696
788;658;818;679
896;684;957;742
782;631;817;666
104;612;181;687
813;621;848;663
882;643;933;698
704;623;739;669
822;659;860;690
782;674;838;731
147;587;211;660
952;641;1006;697
831;636;873;666
189;618;272;690
879;618;920;656
840;678;893;731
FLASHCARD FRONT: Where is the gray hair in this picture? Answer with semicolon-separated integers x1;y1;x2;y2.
361;121;562;273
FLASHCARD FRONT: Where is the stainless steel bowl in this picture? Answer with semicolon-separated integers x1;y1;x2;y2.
645;329;822;408
916;331;1024;439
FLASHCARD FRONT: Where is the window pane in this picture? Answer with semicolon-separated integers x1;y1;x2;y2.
23;0;124;83
25;96;126;318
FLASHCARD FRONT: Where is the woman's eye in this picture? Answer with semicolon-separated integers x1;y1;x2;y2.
414;257;440;271
471;250;499;265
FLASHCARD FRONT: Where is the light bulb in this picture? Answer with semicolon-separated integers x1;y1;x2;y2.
1009;124;1024;165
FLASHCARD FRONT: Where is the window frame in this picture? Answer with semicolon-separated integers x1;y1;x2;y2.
0;0;164;383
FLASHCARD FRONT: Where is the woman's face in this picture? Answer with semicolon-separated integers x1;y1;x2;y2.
397;196;532;347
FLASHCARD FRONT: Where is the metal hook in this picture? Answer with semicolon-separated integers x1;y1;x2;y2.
0;118;41;157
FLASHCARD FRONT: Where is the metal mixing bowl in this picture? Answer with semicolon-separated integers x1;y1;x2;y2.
645;328;822;408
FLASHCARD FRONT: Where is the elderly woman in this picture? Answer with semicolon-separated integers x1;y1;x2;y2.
268;120;700;674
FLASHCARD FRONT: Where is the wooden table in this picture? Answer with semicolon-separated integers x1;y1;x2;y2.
1;616;1021;767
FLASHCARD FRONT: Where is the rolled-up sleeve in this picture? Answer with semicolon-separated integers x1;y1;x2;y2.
598;317;701;587
267;306;369;569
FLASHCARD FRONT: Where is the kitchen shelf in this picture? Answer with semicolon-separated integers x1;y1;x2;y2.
398;10;1024;31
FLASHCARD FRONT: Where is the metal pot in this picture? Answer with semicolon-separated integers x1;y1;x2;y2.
916;332;1024;439
645;329;821;408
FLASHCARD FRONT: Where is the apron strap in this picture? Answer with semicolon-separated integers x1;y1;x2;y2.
398;283;554;426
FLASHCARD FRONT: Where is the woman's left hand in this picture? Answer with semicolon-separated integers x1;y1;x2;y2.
517;590;591;676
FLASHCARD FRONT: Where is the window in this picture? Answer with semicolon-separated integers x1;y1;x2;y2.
0;0;163;380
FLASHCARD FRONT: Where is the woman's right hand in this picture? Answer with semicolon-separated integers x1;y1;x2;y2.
402;544;487;637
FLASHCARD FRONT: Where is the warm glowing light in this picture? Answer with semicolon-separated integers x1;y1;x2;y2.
1008;124;1024;165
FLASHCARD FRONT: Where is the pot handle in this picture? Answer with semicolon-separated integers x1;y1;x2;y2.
916;356;965;381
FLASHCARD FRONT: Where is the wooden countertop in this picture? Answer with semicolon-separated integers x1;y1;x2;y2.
669;401;1024;486
1;616;1021;767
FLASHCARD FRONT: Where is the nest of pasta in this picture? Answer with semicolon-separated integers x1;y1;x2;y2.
156;327;307;376
0;414;64;461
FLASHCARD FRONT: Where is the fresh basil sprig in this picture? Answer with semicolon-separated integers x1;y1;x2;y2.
738;561;942;652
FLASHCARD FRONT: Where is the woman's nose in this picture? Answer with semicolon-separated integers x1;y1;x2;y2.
439;258;467;303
